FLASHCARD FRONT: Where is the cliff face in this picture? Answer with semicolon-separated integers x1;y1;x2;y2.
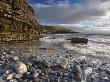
0;0;41;41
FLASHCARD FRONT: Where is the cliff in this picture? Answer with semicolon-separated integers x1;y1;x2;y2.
0;0;41;41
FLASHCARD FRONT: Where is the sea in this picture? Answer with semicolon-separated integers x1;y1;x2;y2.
0;33;110;82
39;33;110;63
0;33;110;63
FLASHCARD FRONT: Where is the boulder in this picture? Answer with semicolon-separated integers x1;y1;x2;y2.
14;61;27;75
68;37;88;44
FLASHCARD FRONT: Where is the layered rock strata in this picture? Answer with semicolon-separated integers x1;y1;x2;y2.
0;0;41;41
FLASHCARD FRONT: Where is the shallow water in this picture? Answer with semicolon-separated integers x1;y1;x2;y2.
0;34;110;63
0;34;110;82
39;34;110;63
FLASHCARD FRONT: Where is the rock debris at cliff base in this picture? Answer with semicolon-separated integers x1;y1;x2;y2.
0;47;109;82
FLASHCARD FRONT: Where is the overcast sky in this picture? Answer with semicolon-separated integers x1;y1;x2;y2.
28;0;110;33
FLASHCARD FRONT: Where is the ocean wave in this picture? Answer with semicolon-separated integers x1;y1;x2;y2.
63;43;94;54
40;36;66;43
87;35;110;44
63;43;110;57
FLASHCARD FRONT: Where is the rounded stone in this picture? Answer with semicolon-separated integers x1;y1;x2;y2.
33;72;39;78
14;61;27;74
14;74;23;79
42;59;51;68
6;74;14;80
13;56;19;61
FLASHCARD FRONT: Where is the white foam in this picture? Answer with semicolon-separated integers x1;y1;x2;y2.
40;36;66;43
63;43;94;54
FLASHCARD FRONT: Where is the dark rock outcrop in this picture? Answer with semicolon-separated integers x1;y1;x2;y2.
0;0;41;41
68;37;88;44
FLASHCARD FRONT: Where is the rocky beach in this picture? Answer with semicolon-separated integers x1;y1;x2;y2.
0;34;109;82
0;0;110;82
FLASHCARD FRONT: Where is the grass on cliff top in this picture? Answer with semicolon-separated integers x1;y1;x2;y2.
41;25;78;34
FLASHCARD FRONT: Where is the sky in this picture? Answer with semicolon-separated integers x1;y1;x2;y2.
28;0;110;34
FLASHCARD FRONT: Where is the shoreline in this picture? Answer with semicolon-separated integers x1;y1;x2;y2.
0;34;109;82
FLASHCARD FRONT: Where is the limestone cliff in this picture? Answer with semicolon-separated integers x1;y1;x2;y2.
0;0;41;41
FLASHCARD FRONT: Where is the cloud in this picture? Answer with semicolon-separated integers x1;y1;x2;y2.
29;0;110;34
30;0;110;25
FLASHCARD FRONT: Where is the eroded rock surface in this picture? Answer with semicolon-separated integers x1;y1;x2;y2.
0;0;41;41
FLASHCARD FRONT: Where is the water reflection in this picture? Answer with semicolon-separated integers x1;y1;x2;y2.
0;40;40;57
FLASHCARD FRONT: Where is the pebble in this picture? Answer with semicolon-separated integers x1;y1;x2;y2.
6;74;13;80
14;74;23;79
63;73;69;77
34;78;40;82
13;56;19;61
103;76;109;80
79;56;87;61
0;49;109;82
85;67;93;75
72;64;82;74
42;59;51;68
33;72;39;78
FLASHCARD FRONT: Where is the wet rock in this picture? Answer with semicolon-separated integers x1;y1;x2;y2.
34;78;40;82
51;64;64;70
45;78;50;82
72;64;83;81
56;71;62;77
72;64;82;74
36;69;42;74
14;61;27;75
5;69;13;75
0;64;4;70
69;37;88;44
42;59;51;68
4;64;15;71
10;51;14;54
32;60;44;69
98;63;110;75
103;76;109;80
85;67;93;75
33;71;39;78
73;73;83;81
13;56;19;61
79;56;87;61
50;78;57;82
40;73;45;76
105;69;110;75
79;56;87;70
14;74;23;79
63;73;69;77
